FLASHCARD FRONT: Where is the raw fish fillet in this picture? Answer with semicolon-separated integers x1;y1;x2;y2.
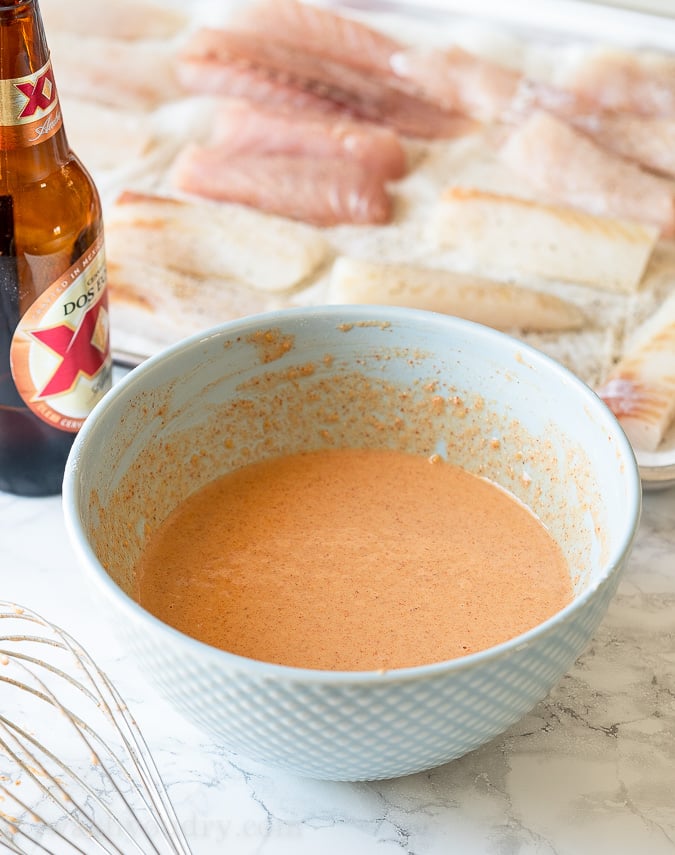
211;100;407;179
559;47;675;117
178;28;471;139
232;0;403;76
170;146;392;226
597;292;675;451
176;58;348;116
500;111;675;236
573;113;675;179
390;46;521;122
391;37;675;177
390;46;593;123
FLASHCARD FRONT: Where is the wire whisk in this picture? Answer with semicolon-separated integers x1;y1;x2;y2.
0;601;192;854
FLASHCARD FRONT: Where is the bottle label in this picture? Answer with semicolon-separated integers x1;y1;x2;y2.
9;235;112;432
0;58;62;149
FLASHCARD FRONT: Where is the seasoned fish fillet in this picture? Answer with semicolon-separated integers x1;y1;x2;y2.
105;191;330;293
170;146;392;226
597;292;675;451
108;261;293;359
329;256;584;332
431;186;659;293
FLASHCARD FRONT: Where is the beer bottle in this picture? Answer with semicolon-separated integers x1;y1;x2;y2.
0;0;112;496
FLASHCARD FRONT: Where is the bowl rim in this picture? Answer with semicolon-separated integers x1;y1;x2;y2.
63;305;643;684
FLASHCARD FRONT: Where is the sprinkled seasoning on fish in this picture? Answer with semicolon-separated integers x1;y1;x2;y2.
328;256;585;332
431;186;659;293
106;191;330;293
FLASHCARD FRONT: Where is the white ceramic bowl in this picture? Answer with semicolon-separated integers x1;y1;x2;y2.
63;306;641;781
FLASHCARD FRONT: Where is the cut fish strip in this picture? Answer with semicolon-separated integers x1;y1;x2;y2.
499;111;675;237
211;99;407;179
105;191;330;293
176;56;349;115
390;45;593;124
430;186;658;293
329;256;584;332
177;27;470;139
390;42;675;151
108;260;293;357
169;146;392;226
390;45;522;122
597;292;675;451
232;0;404;76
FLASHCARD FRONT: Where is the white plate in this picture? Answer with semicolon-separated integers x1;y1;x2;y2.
635;417;675;489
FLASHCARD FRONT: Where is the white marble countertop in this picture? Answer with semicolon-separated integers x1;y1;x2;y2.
1;477;674;854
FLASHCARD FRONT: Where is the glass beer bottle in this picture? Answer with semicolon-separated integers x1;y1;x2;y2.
0;0;112;496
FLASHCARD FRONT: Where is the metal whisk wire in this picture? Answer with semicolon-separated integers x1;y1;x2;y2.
0;602;192;854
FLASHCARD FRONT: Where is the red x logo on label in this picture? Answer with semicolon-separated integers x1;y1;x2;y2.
15;68;55;119
31;301;108;398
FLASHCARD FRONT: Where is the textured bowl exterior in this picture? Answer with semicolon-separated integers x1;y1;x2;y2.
112;568;622;780
63;306;641;781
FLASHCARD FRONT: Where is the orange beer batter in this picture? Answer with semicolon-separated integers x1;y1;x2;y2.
136;449;572;671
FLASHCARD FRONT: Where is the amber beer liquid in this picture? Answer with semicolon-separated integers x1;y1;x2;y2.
0;0;111;495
